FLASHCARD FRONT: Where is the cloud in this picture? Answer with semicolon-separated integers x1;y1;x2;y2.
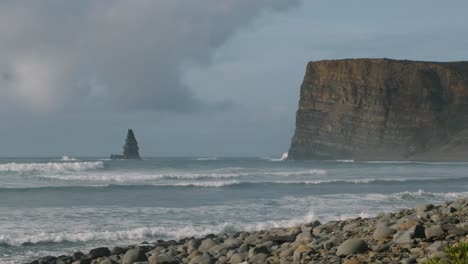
0;0;299;113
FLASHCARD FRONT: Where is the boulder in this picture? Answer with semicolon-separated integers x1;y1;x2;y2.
122;248;148;264
425;225;444;240
229;253;247;264
373;223;397;240
88;247;111;259
336;239;368;257
148;254;178;264
198;239;218;253
188;254;214;264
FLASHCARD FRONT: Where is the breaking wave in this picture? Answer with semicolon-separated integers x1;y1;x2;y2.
0;162;104;173
60;156;78;161
0;211;316;247
268;169;327;176
194;157;218;161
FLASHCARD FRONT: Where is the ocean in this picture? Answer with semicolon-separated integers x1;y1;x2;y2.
1;157;467;263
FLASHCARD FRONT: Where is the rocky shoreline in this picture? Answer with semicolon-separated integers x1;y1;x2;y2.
30;199;468;264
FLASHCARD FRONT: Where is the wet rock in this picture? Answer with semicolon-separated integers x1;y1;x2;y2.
111;246;127;255
73;252;85;261
88;247;111;259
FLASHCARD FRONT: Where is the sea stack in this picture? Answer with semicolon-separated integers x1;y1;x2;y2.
110;129;141;159
288;59;468;161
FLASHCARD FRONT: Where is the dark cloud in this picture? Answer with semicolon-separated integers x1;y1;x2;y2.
0;0;299;113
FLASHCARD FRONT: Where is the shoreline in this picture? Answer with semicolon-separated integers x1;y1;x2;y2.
29;199;468;264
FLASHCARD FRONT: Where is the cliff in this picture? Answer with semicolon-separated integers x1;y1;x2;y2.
288;59;468;161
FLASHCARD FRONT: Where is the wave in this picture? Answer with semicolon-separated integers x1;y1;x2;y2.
336;159;355;163
360;189;468;202
36;168;328;182
156;180;241;187
38;171;250;182
363;161;468;165
268;169;327;176
61;156;78;161
266;152;289;162
3;176;468;191
0;161;104;173
194;157;217;161
0;211;316;247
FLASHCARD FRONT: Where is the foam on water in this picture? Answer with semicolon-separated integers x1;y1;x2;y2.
155;180;241;187
195;157;218;161
268;169;327;176
0;210;317;247
60;156;78;161
0;162;104;173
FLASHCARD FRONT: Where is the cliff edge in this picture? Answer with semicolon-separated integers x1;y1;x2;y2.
288;59;468;161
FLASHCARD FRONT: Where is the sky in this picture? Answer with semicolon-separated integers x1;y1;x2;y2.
1;0;467;157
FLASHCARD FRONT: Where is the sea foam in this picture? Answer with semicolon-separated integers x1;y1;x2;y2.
0;162;104;173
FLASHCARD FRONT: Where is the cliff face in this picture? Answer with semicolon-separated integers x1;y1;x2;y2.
288;59;468;161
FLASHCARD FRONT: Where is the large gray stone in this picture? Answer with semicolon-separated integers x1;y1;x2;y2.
250;253;269;263
373;223;397;240
229;253;247;264
223;238;243;249
427;241;448;253
198;239;218;253
188;254;214;264
248;246;270;259
148;254;178;264
393;225;425;244
336;239;368;257
122;248;148;264
425;225;444;240
88;247;111;259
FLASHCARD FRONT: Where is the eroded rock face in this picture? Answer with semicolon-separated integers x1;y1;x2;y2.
288;59;468;161
110;129;141;159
